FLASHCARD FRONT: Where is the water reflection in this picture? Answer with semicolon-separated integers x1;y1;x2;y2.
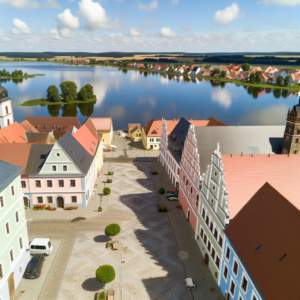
47;102;95;117
211;89;238;109
48;105;61;117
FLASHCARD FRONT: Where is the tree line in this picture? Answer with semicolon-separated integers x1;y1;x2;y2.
0;69;27;77
46;81;96;103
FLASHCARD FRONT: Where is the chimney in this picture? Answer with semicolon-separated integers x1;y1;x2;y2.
161;117;163;121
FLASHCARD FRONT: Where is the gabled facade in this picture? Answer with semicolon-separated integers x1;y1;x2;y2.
0;160;30;300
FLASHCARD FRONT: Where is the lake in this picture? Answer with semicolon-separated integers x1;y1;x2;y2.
0;62;298;129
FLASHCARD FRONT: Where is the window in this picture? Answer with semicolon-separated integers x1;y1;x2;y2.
56;153;60;157
223;265;228;279
286;136;289;141
202;209;205;219
206;215;209;226
6;222;10;235
214;228;218;239
219;236;223;248
190;186;193;194
233;260;239;275
214;171;218;176
21;181;26;188
296;138;299;143
15;211;19;223
37;197;43;204
71;196;77;203
19;237;23;249
63;165;67;171
294;150;298;154
207;241;211;251
5;106;8;114
186;179;188;186
226;247;230;260
10;249;14;262
156;138;160;142
216;256;220;268
196;195;199;206
211;248;215;259
47;196;53;203
183;175;185;182
92;141;96;146
36;180;41;188
11;185;15;196
230;281;236;296
0;196;4;208
212;185;216;191
59;180;64;187
70;180;76;187
210;222;213;232
200;228;204;238
52;165;57;171
252;296;257;300
242;277;248;292
47;180;52;188
0;263;3;279
204;234;207;244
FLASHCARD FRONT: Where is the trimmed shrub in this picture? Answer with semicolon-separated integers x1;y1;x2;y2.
108;171;114;175
98;206;102;212
96;265;116;284
33;204;46;210
98;291;106;300
107;179;112;183
158;187;165;195
25;206;28;209
158;205;168;212
105;223;121;237
152;171;158;175
103;187;111;195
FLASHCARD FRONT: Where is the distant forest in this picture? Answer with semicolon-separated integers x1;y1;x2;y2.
143;58;179;63
202;55;300;65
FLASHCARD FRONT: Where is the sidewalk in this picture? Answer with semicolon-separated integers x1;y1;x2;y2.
152;161;224;300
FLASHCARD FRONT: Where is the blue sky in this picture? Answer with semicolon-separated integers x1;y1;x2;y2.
0;0;299;52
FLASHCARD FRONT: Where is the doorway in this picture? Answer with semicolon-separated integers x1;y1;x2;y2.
205;253;209;266
23;197;29;208
150;145;153;149
187;209;190;221
57;197;64;208
8;272;15;299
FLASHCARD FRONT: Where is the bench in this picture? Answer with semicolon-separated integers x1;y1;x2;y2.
107;288;114;300
107;295;114;300
112;242;118;250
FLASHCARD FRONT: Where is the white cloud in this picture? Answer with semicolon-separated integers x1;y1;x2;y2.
78;0;124;31
44;0;60;8
181;26;190;32
258;0;300;6
57;9;80;29
138;0;158;11
214;3;242;26
211;89;238;109
130;28;141;37
171;0;179;4
160;27;177;37
10;19;31;35
0;0;60;9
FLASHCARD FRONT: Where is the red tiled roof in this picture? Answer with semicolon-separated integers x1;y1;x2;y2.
0;143;32;175
83;119;103;142
206;117;229;126
128;123;141;131
0;122;28;144
73;124;99;156
226;183;300;300
20;120;39;133
144;119;179;137
25;117;80;133
189;120;209;126
90;117;112;132
222;154;300;219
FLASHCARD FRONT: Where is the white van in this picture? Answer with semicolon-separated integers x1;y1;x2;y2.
30;238;53;256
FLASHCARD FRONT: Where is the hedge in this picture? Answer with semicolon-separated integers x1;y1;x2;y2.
105;223;121;237
158;187;165;195
98;291;106;300
98;206;102;212
108;171;114;175
107;179;112;183
96;265;115;284
103;187;111;195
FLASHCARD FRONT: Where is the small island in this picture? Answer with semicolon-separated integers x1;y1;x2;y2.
0;69;45;79
15;81;97;106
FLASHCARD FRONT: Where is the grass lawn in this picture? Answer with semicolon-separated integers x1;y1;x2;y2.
0;74;45;79
14;98;96;106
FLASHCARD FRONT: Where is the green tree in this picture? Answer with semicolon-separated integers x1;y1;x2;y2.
284;76;291;86
204;64;211;69
255;72;261;84
144;61;148;69
96;265;115;284
220;70;226;78
77;87;88;101
212;68;220;75
242;63;250;71
276;75;283;86
60;81;77;102
105;224;121;237
249;73;256;83
18;70;23;76
47;85;61;102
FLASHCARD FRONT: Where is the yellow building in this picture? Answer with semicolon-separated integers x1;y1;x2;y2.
128;123;142;142
88;117;114;146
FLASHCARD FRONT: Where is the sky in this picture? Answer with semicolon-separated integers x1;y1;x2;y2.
0;0;299;52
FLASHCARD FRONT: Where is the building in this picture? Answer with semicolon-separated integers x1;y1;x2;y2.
142;118;179;150
179;124;285;233
128;123;142;142
0;122;28;144
228;64;243;73
85;118;113;146
0;84;14;130
25;117;80;134
160;117;228;190
0;160;30;300
25;132;52;144
281;99;300;154
196;151;299;287
220;183;300;300
20;120;39;133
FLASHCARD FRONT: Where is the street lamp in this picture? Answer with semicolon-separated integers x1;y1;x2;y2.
98;193;102;207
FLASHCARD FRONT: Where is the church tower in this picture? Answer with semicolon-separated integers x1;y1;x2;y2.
0;83;14;129
281;98;300;154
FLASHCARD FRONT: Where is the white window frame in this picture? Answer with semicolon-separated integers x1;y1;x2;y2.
211;245;216;260
229;278;236;298
15;209;20;224
58;180;64;188
226;245;231;261
56;152;60;157
238;292;245;300
19;235;23;250
241;271;249;294
10;184;15;197
9;247;14;264
47;180;53;188
37;196;43;204
232;257;239;277
215;254;220;270
5;221;10;236
223;263;229;283
0;194;4;209
70;179;76;188
250;290;260;300
51;165;57;172
35;180;42;188
63;165;68;172
21;180;26;188
47;196;53;204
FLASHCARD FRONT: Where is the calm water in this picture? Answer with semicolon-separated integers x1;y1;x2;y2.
0;62;298;129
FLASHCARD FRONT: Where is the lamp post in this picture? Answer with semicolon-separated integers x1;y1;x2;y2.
98;193;102;208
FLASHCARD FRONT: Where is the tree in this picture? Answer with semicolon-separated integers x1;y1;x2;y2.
249;73;256;83
18;70;23;76
103;187;111;195
47;85;61;102
212;68;220;75
276;75;283;86
105;224;121;237
144;61;148;69
96;265;115;284
84;84;96;100
204;64;211;69
60;81;77;102
242;63;250;71
255;72;261;84
284;76;291;86
77;87;88;101
220;70;226;78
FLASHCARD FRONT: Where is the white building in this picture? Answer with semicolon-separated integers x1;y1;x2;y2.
0;84;14;130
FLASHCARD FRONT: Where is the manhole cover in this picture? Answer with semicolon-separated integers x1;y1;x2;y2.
178;251;189;260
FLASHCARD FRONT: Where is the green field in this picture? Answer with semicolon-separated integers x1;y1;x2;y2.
0;74;45;79
14;98;96;106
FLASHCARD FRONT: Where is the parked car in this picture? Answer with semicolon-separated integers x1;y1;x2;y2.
30;238;53;256
167;193;178;198
25;254;45;279
168;196;179;201
167;190;176;194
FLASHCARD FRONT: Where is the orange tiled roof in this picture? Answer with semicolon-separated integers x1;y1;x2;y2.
90;117;112;132
144;119;179;136
0;122;28;144
222;154;300;219
83;119;103;142
26;117;80;132
20;120;39;133
128;123;141;131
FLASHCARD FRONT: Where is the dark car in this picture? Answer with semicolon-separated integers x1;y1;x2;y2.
25;254;45;279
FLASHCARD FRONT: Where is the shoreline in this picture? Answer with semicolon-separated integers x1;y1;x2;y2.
14;98;96;107
0;74;45;79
